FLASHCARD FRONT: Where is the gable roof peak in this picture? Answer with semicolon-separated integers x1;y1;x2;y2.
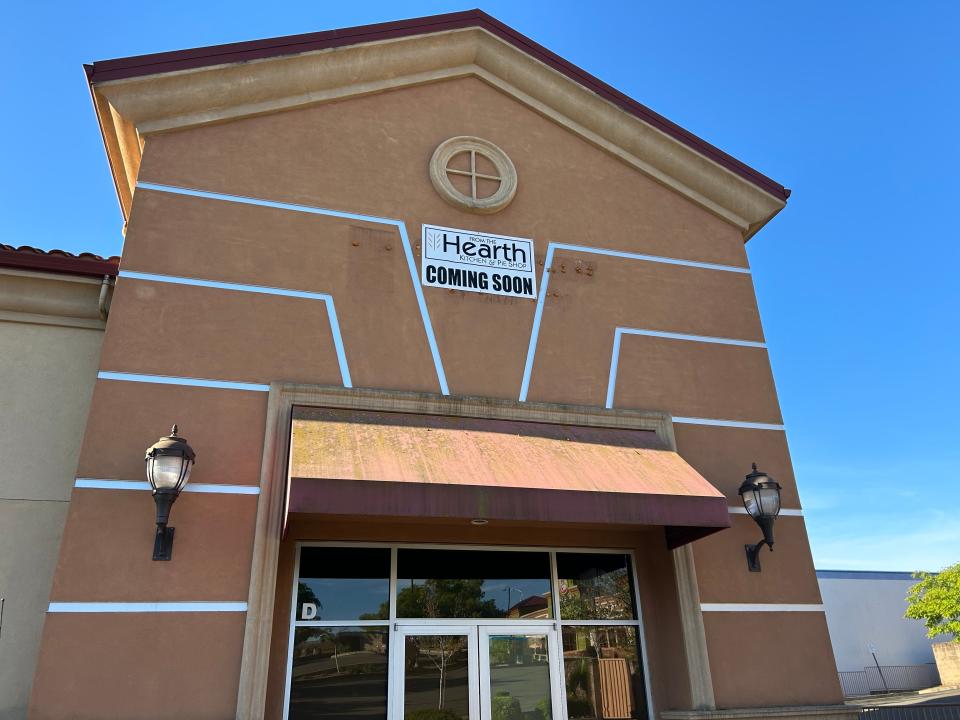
87;10;788;238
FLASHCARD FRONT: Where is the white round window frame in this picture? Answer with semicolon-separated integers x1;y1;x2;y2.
429;136;518;214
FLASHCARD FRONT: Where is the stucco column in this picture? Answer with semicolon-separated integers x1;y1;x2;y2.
673;544;716;710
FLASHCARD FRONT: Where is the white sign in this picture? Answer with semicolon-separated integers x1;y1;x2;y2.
421;224;537;300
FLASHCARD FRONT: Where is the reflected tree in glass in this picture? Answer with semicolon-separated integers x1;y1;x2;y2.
393;578;500;720
298;582;322;616
489;637;513;666
562;626;646;720
393;579;501;619
396;549;552;619
404;635;470;720
488;635;552;720
557;554;636;621
289;626;389;720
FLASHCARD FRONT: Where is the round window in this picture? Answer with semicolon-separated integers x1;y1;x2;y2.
429;136;518;214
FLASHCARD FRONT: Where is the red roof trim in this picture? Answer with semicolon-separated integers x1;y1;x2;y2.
0;245;119;278
86;9;788;201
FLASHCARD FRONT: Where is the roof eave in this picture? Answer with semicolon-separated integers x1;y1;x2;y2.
0;245;120;278
87;10;788;237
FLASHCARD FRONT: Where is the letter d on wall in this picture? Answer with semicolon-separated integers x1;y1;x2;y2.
301;603;318;620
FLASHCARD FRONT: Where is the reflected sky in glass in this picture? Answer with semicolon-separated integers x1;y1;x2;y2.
298;578;389;621
479;579;551;616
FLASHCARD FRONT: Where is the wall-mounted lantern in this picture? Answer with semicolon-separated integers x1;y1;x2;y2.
145;425;195;561
738;463;782;572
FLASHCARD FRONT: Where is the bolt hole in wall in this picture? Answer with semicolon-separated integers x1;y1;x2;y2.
284;545;651;720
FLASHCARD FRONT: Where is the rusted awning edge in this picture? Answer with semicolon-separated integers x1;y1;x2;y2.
288;477;731;549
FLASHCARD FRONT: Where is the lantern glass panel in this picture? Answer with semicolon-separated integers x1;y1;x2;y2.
758;485;781;516
742;488;761;518
149;454;190;491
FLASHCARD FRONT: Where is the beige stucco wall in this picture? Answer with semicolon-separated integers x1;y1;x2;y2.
32;75;838;716
0;268;107;719
933;642;960;686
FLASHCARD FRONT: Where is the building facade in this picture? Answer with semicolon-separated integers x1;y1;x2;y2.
0;246;116;717
27;11;848;720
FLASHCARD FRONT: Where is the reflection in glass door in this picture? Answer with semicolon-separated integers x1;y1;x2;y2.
287;546;650;720
479;627;562;720
394;626;563;720
393;626;479;720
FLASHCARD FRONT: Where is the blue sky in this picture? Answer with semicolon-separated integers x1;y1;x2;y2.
4;2;958;572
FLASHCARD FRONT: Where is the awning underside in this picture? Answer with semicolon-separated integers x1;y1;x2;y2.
288;407;730;548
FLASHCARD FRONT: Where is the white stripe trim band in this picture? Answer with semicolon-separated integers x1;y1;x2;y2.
48;602;248;613
98;371;270;392
615;328;766;348
729;506;802;516
519;244;750;401
672;416;785;431
700;603;824;612
136;182;449;395
75;478;260;495
549;242;752;275
120;270;334;302
117;270;352;388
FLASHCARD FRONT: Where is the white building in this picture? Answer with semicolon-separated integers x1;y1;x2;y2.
817;569;941;695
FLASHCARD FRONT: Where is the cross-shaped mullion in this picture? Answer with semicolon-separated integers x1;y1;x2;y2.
445;150;502;200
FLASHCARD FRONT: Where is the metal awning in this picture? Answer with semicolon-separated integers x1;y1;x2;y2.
287;407;730;548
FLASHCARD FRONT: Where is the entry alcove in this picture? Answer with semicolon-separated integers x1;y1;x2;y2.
255;386;729;720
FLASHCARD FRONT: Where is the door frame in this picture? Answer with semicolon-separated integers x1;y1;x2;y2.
391;623;567;720
282;541;655;720
391;624;480;720
478;624;565;720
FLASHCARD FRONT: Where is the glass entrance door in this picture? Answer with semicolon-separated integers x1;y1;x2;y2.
393;625;561;720
478;626;561;720
392;626;479;720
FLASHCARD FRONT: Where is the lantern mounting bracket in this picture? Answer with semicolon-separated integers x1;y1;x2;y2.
745;538;772;572
154;525;176;561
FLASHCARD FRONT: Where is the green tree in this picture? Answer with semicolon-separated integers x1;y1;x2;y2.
489;637;513;665
904;562;960;640
491;693;523;720
406;711;463;720
559;568;632;620
389;579;499;619
297;582;322;618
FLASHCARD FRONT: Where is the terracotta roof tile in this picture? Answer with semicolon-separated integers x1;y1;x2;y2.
0;244;120;277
